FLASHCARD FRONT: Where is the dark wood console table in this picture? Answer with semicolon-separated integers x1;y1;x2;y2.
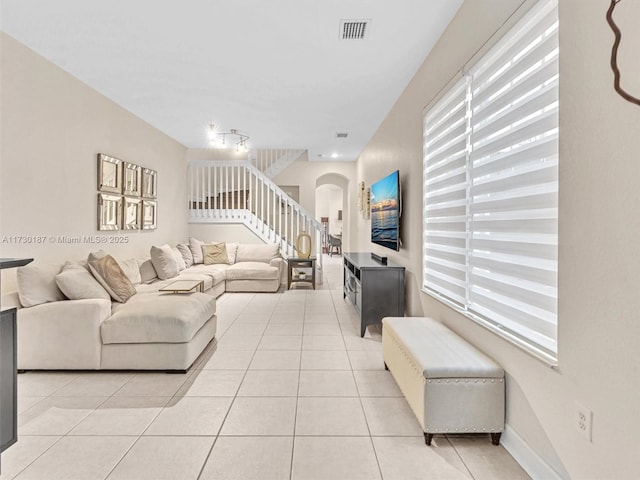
342;252;405;336
0;258;32;473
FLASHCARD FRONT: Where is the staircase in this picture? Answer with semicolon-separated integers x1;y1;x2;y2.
250;148;305;179
188;160;323;283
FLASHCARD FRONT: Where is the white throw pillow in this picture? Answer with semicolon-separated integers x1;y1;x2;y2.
176;243;194;267
172;247;186;271
150;244;180;280
16;262;65;307
55;261;110;301
188;237;205;264
226;243;239;264
137;258;158;284
116;258;142;285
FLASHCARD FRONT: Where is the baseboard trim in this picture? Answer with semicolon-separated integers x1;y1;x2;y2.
502;424;566;480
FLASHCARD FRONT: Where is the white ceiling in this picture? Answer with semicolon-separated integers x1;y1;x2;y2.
1;0;463;161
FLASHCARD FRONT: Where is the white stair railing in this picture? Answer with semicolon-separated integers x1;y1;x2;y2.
250;149;305;178
188;160;323;283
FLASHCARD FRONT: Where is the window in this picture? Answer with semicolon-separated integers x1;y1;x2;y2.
423;0;559;362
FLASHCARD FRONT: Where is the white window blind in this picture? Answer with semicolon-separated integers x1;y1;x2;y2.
423;76;470;306
423;0;559;361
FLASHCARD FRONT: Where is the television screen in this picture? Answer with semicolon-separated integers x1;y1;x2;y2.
370;170;400;251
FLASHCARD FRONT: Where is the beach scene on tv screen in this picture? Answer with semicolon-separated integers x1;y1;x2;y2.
371;171;399;250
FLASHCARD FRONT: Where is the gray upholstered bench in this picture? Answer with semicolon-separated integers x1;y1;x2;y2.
382;316;505;446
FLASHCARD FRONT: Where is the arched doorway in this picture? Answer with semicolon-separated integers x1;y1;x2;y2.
315;173;349;254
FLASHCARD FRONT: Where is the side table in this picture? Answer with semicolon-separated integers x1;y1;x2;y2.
288;257;316;289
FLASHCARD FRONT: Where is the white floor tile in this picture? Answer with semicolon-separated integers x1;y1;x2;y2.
249;350;301;370
295;397;369;436
214;334;262;351
144;396;232;436
17;373;78;397
353;370;403;397
114;372;191;397
263;322;304;336
68;396;168;436
361;397;423;436
18;396;107;436
258;335;303;350
198;348;255;370
0;435;60;480
200;436;293;480
220;397;297;436
300;350;351;370
447;435;532;480
372;436;471;480
291;436;381;480
302;335;345;350
177;369;245;396
237;370;299;397
51;373;134;397
303;323;342;336
348;350;386;370
14;436;135;480
298;370;358;397
106;436;214;480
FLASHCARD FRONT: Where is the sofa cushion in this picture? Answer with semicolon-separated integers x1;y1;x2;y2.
189;237;205;264
173;273;213;291
226;262;279;281
16;263;65;307
117;258;142;285
226;243;239;264
55;261;111;301
235;243;280;263
172;247;187;271
150;245;180;280
88;255;137;303
137;258;158;284
176;243;194;267
203;242;229;265
183;264;228;285
103;292;216;344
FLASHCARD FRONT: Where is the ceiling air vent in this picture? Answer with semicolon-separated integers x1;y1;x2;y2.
336;132;348;138
340;20;370;40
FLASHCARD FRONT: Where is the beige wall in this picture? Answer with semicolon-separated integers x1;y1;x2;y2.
0;34;188;292
273;154;355;247
352;0;640;478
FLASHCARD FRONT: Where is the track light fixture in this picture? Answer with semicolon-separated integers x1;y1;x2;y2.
207;124;250;152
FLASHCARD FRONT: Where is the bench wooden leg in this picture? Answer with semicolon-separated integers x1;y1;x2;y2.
491;433;502;445
424;433;433;446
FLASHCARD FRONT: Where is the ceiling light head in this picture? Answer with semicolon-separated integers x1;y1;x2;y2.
205;125;249;150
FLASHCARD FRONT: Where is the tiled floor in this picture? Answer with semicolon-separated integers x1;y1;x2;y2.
0;255;531;480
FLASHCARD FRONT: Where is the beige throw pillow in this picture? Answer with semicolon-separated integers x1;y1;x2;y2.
55;261;110;301
150;244;180;280
88;255;137;303
203;242;229;265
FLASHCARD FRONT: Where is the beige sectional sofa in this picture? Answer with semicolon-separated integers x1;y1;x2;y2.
2;240;283;371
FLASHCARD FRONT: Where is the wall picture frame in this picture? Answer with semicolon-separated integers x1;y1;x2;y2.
123;163;142;197
122;197;142;230
97;193;122;230
97;154;123;194
141;168;157;199
141;200;157;230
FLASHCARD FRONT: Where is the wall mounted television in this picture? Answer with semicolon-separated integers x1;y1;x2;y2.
370;169;401;251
